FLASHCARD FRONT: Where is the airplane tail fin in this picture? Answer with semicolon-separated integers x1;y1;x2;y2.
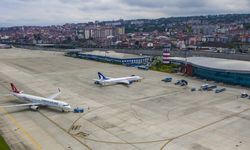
98;72;108;80
10;83;20;93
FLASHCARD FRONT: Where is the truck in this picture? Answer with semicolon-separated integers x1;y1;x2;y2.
201;84;217;91
241;92;248;98
137;65;149;70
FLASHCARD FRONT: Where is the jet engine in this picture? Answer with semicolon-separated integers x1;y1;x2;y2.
30;105;39;111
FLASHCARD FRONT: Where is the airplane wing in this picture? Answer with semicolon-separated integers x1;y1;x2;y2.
118;80;130;85
47;88;61;99
0;103;42;108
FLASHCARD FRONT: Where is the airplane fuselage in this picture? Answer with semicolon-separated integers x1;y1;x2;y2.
95;76;142;85
12;92;71;111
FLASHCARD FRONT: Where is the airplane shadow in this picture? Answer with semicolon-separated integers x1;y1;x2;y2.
93;83;131;88
40;107;67;114
0;104;67;115
1;108;30;114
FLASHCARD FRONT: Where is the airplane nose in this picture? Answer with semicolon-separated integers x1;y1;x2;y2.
65;106;71;112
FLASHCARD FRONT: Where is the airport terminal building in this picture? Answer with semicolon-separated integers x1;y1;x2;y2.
170;57;250;87
65;50;150;66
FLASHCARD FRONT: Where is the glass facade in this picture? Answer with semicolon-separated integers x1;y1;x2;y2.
193;66;250;87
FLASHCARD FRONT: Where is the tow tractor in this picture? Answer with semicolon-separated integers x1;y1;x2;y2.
73;107;84;113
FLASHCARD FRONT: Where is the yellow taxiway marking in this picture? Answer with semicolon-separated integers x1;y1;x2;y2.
0;107;42;150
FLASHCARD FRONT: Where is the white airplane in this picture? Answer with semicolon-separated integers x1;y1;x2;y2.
0;83;71;112
94;72;142;86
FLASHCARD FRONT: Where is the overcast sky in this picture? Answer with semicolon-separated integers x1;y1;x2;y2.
1;0;250;27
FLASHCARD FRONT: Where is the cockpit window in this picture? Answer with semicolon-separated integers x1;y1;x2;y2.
63;104;69;106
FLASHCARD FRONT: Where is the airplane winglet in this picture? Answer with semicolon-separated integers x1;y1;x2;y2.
47;88;61;99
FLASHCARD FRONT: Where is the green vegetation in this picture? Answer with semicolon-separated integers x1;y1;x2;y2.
150;61;180;73
0;135;10;150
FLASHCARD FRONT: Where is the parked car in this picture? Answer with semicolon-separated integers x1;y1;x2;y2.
191;88;196;91
215;88;226;93
162;77;172;82
175;80;188;86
